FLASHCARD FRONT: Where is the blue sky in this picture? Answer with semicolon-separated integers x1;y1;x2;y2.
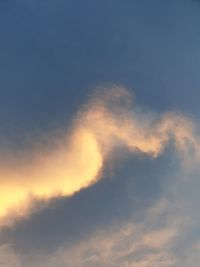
0;0;200;266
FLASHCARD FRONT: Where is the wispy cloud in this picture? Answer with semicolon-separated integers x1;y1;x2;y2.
0;197;188;267
1;127;200;266
0;245;21;267
0;86;199;226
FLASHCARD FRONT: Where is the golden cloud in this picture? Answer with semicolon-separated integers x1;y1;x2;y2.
0;86;199;225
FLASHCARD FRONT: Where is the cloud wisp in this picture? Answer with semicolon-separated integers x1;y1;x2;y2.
0;198;188;267
0;86;199;225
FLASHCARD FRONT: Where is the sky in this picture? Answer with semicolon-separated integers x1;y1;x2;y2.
0;0;200;266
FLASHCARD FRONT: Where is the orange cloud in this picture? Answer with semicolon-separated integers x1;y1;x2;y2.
0;86;199;225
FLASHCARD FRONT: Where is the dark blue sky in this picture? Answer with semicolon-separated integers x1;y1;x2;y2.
0;0;200;145
0;1;200;266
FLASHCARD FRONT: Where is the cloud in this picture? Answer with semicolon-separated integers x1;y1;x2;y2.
44;223;177;267
0;245;21;267
0;197;184;267
0;171;199;267
0;86;199;226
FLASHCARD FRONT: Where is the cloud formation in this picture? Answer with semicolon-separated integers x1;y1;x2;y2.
0;198;191;267
0;86;199;225
42;202;178;267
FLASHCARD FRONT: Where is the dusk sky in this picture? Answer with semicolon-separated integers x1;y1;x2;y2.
1;0;200;266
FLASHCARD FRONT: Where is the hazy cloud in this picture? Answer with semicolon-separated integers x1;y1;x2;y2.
0;87;199;226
